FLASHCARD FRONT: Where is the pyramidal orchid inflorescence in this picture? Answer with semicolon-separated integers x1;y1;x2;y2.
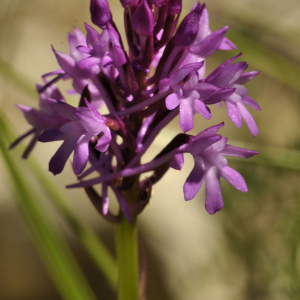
11;0;260;222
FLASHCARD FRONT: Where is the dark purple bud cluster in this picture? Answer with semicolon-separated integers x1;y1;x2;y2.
12;0;260;221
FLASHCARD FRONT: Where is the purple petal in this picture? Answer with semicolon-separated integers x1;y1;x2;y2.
73;27;87;48
205;167;223;214
235;71;259;85
166;93;180;110
59;120;85;136
210;62;248;87
75;109;101;135
77;46;93;54
170;152;184;170
204;88;235;105
196;4;209;42
85;23;102;48
112;45;126;67
49;99;77;120
179;99;194;133
225;101;242;128
193;99;211;119
53;48;77;76
195;83;220;100
221;144;259;158
38;83;65;104
183;159;205;200
85;99;103;118
159;78;171;93
107;23;122;47
237;102;259;137
205;53;242;83
221;166;247;192
193;122;224;140
189;26;229;57
219;37;237;51
170;62;204;85
38;129;66;142
243;95;261;111
68;30;87;61
189;135;222;156
95;127;111;152
16;105;56;129
49;138;77;175
79;56;102;69
10;128;37;150
73;135;91;175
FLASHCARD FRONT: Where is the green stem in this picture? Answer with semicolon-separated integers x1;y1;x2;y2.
115;216;139;300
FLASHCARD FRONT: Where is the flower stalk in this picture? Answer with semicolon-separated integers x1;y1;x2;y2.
115;216;139;300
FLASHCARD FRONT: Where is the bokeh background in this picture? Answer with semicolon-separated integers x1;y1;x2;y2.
1;0;300;299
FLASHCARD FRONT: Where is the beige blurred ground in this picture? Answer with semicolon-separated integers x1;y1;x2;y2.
1;0;300;299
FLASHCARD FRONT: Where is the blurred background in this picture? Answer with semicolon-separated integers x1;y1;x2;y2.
1;0;300;299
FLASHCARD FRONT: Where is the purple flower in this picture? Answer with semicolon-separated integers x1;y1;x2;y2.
53;28;99;79
205;54;261;136
39;100;111;175
159;62;234;132
171;123;258;214
10;83;68;158
77;23;126;69
187;3;236;58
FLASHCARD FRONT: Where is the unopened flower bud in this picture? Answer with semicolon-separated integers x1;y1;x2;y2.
174;2;202;46
90;0;112;29
131;0;154;36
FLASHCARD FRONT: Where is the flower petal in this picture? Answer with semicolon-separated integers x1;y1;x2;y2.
237;102;258;137
221;166;247;192
183;159;205;201
170;152;184;170
165;93;180;110
221;144;258;158
189;26;229;57
179;99;194;133
49;138;77;175
205;167;223;214
95;127;112;152
243;95;261;111
73;135;91;175
225;101;242;128
193;99;211;119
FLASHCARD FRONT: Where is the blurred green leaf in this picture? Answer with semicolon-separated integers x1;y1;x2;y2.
0;113;98;300
0;57;36;97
